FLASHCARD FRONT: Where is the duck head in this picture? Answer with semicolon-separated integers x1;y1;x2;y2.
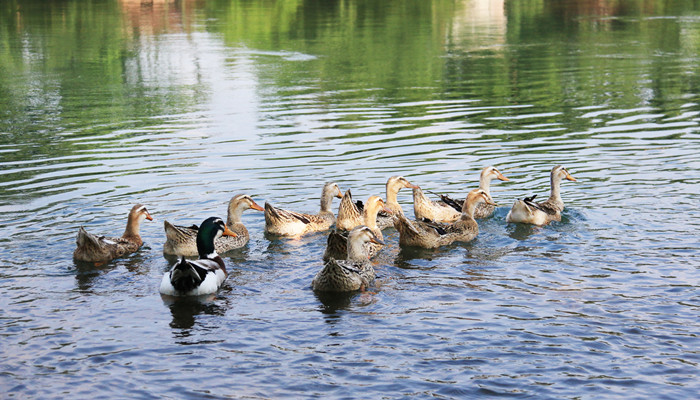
196;216;236;258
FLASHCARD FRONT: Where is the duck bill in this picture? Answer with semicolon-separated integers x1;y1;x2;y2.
566;174;577;182
381;207;393;214
250;201;264;212
407;183;420;189
497;173;510;182
222;226;238;237
370;234;385;246
336;189;343;199
145;212;154;221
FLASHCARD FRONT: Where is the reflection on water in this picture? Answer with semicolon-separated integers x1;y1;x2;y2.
1;0;699;399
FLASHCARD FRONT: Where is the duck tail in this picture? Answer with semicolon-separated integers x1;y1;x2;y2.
76;226;100;249
169;257;204;293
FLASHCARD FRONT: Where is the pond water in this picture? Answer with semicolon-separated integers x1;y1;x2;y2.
1;0;699;398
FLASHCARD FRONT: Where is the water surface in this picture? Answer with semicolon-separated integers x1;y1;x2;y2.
1;0;699;398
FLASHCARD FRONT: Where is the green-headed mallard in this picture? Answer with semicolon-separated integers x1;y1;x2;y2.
323;195;390;261
73;204;153;263
160;217;236;296
430;166;510;220
312;225;384;292
395;189;495;248
264;182;343;236
376;176;419;230
506;165;576;225
163;194;263;256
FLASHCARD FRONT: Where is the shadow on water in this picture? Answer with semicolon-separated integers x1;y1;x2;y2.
313;290;356;314
161;294;225;333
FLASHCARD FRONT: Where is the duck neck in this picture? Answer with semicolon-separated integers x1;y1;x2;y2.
320;190;334;214
122;215;143;243
386;186;402;214
363;204;381;231
479;174;492;194
460;197;478;221
227;203;244;228
347;240;368;262
548;175;563;207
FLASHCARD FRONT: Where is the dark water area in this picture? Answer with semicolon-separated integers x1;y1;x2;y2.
1;0;699;398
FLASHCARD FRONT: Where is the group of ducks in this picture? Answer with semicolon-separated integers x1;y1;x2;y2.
73;165;577;296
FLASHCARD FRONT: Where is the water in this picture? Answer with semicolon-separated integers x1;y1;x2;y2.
1;0;699;398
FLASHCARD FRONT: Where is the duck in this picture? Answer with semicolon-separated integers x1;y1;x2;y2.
506;165;577;225
163;194;264;256
73;204;153;263
376;176;419;230
312;225;384;292
429;166;510;220
394;189;495;249
335;189;364;231
264;182;343;236
160;217;237;296
323;195;391;261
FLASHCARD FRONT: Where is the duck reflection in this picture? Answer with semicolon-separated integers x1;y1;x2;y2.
161;294;225;333
314;290;356;314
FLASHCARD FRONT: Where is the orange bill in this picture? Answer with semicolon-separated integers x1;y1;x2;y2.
250;201;264;212
222;226;238;237
566;174;577;182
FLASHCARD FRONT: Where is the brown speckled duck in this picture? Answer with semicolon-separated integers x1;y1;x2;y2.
323;196;390;261
264;182;343;236
506;165;576;225
163;194;263;256
312;225;384;292
376;176;419;230
73;204;153;263
335;189;364;232
432;166;510;220
395;189;495;249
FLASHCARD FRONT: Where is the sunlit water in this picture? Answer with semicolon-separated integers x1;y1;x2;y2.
1;1;699;398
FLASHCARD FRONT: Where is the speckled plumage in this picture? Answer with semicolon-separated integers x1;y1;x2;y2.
312;226;383;292
506;165;576;226
432;166;510;220
163;194;263;256
376;176;418;230
264;182;342;236
395;189;494;249
73;204;153;263
323;196;388;261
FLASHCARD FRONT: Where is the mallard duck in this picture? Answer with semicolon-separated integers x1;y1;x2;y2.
160;217;236;296
506;165;576;225
412;186;461;223
264;182;343;236
73;204;153;263
431;166;510;220
335;189;364;231
376;176;419;230
163;194;263;256
312;225;384;292
395;189;495;248
323;196;390;261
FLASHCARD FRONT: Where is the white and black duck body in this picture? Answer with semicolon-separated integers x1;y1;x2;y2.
160;217;235;297
73;204;153;263
312;226;383;292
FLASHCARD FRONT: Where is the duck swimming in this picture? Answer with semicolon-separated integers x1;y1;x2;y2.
395;189;495;249
160;217;236;296
323;195;390;261
430;166;510;220
264;182;343;236
506;165;576;225
312;225;384;292
376;176;419;230
163;194;263;256
73;204;153;263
